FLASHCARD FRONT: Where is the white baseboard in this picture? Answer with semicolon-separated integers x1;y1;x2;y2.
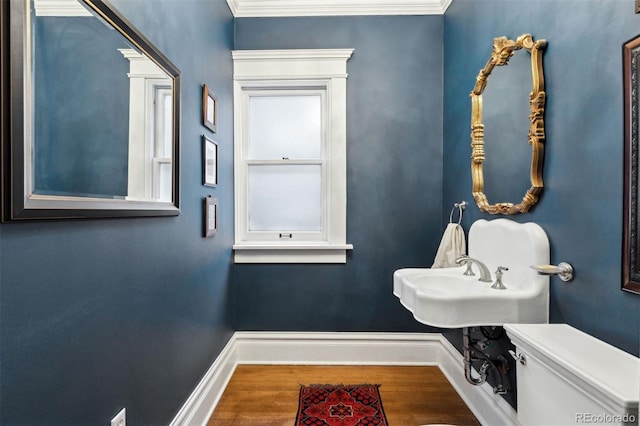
169;335;238;426
169;331;516;426
233;331;443;365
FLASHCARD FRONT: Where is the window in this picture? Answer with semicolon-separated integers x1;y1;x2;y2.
120;48;173;202
232;49;354;263
153;86;173;202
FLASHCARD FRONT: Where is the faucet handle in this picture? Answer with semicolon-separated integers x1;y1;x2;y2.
495;266;509;276
491;266;509;290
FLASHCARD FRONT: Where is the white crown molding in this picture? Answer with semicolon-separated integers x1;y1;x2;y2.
169;331;515;426
232;49;354;80
34;0;92;16
226;0;453;17
226;0;240;16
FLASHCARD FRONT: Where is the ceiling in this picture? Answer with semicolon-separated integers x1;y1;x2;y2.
225;0;453;17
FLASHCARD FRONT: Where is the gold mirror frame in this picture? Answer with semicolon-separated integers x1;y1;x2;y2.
470;34;547;215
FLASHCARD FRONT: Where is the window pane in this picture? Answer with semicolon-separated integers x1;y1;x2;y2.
162;92;172;156
248;165;321;231
158;161;172;202
248;95;321;159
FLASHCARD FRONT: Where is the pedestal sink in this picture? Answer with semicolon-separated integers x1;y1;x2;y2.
393;219;550;328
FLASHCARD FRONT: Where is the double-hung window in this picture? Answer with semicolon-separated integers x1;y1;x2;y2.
120;48;173;202
232;49;354;263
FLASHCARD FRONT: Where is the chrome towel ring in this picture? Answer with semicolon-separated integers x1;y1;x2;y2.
450;201;467;224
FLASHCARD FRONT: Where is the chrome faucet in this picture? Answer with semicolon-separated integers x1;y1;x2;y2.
455;255;492;282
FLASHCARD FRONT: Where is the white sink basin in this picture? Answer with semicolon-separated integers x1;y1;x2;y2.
393;219;550;328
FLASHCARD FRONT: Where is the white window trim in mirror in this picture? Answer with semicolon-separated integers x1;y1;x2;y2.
232;49;354;263
120;48;173;202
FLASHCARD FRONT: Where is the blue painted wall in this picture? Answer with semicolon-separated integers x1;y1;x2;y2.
233;16;446;333
443;0;640;355
0;0;235;424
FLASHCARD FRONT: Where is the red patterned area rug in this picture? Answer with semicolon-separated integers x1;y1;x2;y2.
295;384;389;426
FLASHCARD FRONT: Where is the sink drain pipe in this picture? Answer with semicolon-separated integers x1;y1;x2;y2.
463;327;488;385
462;327;508;394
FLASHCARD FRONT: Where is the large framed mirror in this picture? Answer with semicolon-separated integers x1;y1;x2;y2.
622;33;640;295
469;34;546;215
1;0;180;221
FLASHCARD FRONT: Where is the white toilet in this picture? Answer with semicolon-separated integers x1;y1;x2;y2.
505;324;639;426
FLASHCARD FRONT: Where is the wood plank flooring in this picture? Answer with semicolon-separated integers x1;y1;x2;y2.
207;365;480;426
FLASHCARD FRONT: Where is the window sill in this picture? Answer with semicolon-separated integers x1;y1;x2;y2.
233;243;353;264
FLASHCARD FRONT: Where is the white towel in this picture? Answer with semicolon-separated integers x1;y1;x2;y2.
431;223;466;268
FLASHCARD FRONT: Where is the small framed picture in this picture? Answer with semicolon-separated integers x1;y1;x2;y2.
202;84;217;133
202;135;218;187
204;196;218;237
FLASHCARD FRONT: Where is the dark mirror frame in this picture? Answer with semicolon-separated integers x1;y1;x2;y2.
1;0;181;221
623;34;640;294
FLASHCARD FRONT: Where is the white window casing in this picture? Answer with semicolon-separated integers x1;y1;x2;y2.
120;48;173;202
232;49;354;263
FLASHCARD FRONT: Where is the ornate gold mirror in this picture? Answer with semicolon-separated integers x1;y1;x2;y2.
470;34;547;215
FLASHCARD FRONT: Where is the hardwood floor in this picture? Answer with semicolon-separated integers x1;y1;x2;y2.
207;365;480;426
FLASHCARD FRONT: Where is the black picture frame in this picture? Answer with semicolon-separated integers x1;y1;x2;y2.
202;84;217;133
202;135;218;187
204;196;217;237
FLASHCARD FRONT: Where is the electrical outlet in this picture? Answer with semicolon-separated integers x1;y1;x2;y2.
111;408;126;426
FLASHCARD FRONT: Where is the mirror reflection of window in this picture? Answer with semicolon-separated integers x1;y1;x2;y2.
120;48;173;202
154;87;173;202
